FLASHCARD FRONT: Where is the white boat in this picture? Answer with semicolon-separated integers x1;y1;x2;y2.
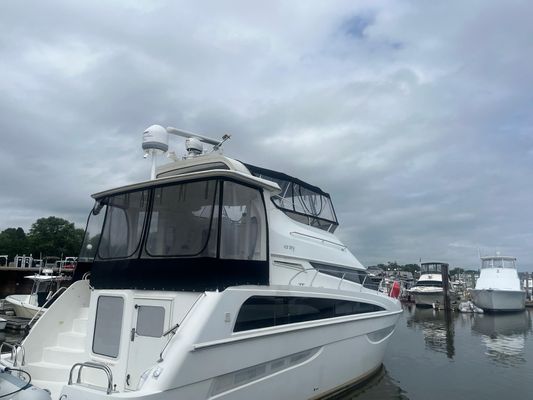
469;255;526;312
409;262;459;307
0;125;401;400
4;271;70;318
0;317;6;331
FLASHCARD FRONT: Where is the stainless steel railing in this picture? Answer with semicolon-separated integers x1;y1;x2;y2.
0;342;25;367
68;361;114;394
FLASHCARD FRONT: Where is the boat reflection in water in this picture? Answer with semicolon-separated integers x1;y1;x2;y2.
405;305;455;359
327;366;408;400
470;311;532;366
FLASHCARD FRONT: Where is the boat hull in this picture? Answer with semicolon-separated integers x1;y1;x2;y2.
4;295;43;318
59;309;401;400
410;290;459;308
0;318;6;331
470;289;526;312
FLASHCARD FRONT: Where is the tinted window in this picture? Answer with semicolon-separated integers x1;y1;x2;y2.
93;296;124;358
220;182;267;261
146;180;219;257
136;305;165;337
234;296;384;332
98;191;149;259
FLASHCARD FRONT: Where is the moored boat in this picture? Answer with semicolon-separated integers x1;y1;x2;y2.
469;255;525;312
409;262;459;307
1;125;401;400
4;271;70;318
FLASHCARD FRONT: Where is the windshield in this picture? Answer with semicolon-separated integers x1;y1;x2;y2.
146;180;219;257
421;263;444;273
244;163;338;232
84;179;267;263
482;258;515;268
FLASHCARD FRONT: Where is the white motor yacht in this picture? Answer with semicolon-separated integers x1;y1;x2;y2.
409;262;459;307
469;255;525;312
4;271;70;318
0;125;401;400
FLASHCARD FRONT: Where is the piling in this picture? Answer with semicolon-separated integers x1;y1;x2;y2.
442;264;450;310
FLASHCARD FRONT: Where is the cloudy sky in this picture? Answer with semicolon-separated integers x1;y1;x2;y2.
1;0;532;269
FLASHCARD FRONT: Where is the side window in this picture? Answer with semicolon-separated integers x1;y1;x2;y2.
93;296;124;358
136;306;165;337
98;191;149;259
234;296;384;332
220;182;266;260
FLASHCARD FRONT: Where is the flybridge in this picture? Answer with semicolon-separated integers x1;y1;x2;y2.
142;125;231;179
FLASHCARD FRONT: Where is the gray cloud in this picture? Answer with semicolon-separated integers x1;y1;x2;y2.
1;0;532;270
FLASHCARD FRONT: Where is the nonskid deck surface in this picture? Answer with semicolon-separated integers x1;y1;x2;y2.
20;307;89;396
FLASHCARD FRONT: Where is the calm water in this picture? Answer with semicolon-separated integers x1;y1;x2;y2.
343;305;533;399
2;305;532;399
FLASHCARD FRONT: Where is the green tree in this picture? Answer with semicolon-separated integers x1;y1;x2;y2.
0;227;29;260
27;216;85;257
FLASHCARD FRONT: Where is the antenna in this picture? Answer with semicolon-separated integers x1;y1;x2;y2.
166;126;231;158
142;125;232;179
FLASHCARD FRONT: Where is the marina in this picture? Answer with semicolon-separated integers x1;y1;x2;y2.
2;304;532;399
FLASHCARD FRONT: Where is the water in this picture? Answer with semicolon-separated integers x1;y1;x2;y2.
347;305;533;399
2;306;532;399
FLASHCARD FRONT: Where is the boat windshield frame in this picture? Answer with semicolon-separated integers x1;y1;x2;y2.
420;262;448;274
481;257;516;269
242;163;339;233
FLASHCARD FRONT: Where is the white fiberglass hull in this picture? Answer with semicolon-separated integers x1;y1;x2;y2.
409;289;459;308
0;318;6;331
60;310;401;400
470;289;525;312
4;295;43;318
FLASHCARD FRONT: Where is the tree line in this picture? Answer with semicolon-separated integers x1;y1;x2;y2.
0;216;85;261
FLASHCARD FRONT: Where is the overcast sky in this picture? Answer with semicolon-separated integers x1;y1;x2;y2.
1;0;532;270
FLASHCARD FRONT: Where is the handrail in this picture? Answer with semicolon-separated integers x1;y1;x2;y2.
286;265;383;294
68;361;114;394
159;293;206;362
0;342;25;367
27;286;68;330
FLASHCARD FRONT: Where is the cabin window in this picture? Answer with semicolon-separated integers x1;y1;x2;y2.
146;180;219;257
234;296;384;332
79;202;107;262
415;280;442;287
93;296;124;358
220;181;267;261
98;190;149;259
136;305;165;337
310;262;367;284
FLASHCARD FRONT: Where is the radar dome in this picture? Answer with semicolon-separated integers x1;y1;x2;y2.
142;124;169;153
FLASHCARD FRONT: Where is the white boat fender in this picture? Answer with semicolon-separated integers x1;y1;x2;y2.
0;367;51;400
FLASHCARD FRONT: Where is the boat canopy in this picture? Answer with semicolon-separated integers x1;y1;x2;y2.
243;163;339;232
79;175;269;291
420;262;448;274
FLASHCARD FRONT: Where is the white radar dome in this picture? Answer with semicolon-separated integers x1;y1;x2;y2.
142;124;169;153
